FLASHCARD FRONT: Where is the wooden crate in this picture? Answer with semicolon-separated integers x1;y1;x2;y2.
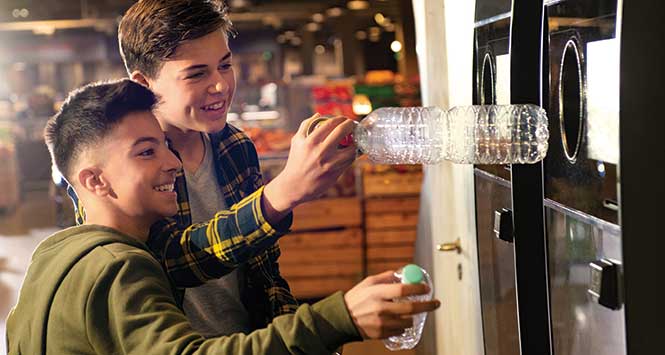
280;228;364;299
364;196;420;276
362;171;423;198
291;197;362;231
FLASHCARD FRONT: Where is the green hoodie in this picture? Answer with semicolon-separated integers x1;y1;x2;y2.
5;225;361;354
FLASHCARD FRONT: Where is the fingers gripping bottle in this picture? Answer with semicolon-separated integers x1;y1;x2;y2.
384;264;434;351
353;104;549;165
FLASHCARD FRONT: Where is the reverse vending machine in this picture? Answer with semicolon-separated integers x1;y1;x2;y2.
471;0;664;354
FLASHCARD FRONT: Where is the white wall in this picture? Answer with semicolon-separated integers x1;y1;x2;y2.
412;0;484;354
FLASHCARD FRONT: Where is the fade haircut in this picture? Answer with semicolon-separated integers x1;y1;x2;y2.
44;79;157;183
118;0;234;79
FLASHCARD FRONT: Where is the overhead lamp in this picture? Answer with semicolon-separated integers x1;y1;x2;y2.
374;13;385;25
228;0;251;8
33;25;56;36
312;13;325;23
347;1;370;11
384;23;396;32
390;40;403;53
12;8;29;18
355;30;367;40
290;37;303;46
276;34;287;44
315;45;326;55
284;30;296;39
352;94;373;116
369;26;381;36
305;22;321;32
326;7;344;17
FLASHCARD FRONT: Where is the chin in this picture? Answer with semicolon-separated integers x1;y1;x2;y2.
200;118;227;133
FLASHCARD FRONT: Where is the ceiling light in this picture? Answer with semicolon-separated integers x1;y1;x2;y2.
284;30;296;39
305;22;321;32
384;23;396;32
347;1;370;11
228;0;250;8
374;13;385;25
355;30;367;40
312;13;325;23
290;37;302;46
276;34;287;44
326;7;344;17
369;26;381;36
390;40;403;53
352;94;373;115
315;45;326;55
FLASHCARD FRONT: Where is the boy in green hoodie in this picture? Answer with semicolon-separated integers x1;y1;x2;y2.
5;79;439;354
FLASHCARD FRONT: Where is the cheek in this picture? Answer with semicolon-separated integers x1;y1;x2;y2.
228;72;237;93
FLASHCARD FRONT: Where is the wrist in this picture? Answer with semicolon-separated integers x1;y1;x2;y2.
264;175;298;213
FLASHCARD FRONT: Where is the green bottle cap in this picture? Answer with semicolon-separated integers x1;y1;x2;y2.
402;264;423;284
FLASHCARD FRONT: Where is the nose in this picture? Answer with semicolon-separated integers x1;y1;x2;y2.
208;72;228;95
163;147;182;174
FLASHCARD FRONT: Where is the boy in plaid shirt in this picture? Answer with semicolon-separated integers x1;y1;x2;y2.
69;0;357;335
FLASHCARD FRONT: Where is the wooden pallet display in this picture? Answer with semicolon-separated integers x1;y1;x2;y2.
279;197;364;299
362;167;423;275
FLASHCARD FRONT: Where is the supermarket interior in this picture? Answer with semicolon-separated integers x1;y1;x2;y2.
1;1;664;355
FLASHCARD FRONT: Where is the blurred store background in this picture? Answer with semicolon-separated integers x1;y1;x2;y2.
0;1;425;354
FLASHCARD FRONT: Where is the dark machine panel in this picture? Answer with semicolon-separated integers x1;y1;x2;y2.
544;0;619;224
546;200;626;354
474;11;511;180
473;2;520;355
475;170;520;355
544;0;626;354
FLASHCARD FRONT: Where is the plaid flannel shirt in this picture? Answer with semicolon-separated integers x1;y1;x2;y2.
68;124;299;329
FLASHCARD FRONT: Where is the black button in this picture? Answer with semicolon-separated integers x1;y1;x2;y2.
588;259;622;310
493;208;514;243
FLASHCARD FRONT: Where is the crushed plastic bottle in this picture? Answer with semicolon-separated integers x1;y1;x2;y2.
353;104;549;165
383;264;433;351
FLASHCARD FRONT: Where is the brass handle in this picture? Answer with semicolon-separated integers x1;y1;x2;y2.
437;238;461;254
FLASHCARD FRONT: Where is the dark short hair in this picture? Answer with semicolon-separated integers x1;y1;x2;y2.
44;79;157;182
118;0;233;79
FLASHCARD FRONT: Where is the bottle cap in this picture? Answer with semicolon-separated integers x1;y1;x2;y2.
402;264;423;284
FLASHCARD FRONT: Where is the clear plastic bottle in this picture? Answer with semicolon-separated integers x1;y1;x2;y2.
353;104;549;165
383;264;434;351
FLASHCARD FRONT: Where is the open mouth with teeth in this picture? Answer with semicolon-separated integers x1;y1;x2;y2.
153;183;175;192
201;101;226;111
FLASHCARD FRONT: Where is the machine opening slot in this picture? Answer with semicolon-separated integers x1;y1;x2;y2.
559;39;585;162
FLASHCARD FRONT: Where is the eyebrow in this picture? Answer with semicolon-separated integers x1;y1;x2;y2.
131;136;160;148
180;52;232;72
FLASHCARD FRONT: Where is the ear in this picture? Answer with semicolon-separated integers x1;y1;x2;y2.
78;167;113;197
131;71;150;88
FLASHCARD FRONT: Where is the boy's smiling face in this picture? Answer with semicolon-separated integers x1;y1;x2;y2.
142;29;236;135
94;111;182;222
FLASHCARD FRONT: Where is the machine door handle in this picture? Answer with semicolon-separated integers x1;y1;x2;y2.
437;238;461;254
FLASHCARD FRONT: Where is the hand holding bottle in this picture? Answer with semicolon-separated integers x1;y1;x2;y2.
343;270;440;340
262;113;357;222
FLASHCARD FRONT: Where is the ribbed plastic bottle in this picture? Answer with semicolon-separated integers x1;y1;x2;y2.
383;264;433;351
353;104;549;165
